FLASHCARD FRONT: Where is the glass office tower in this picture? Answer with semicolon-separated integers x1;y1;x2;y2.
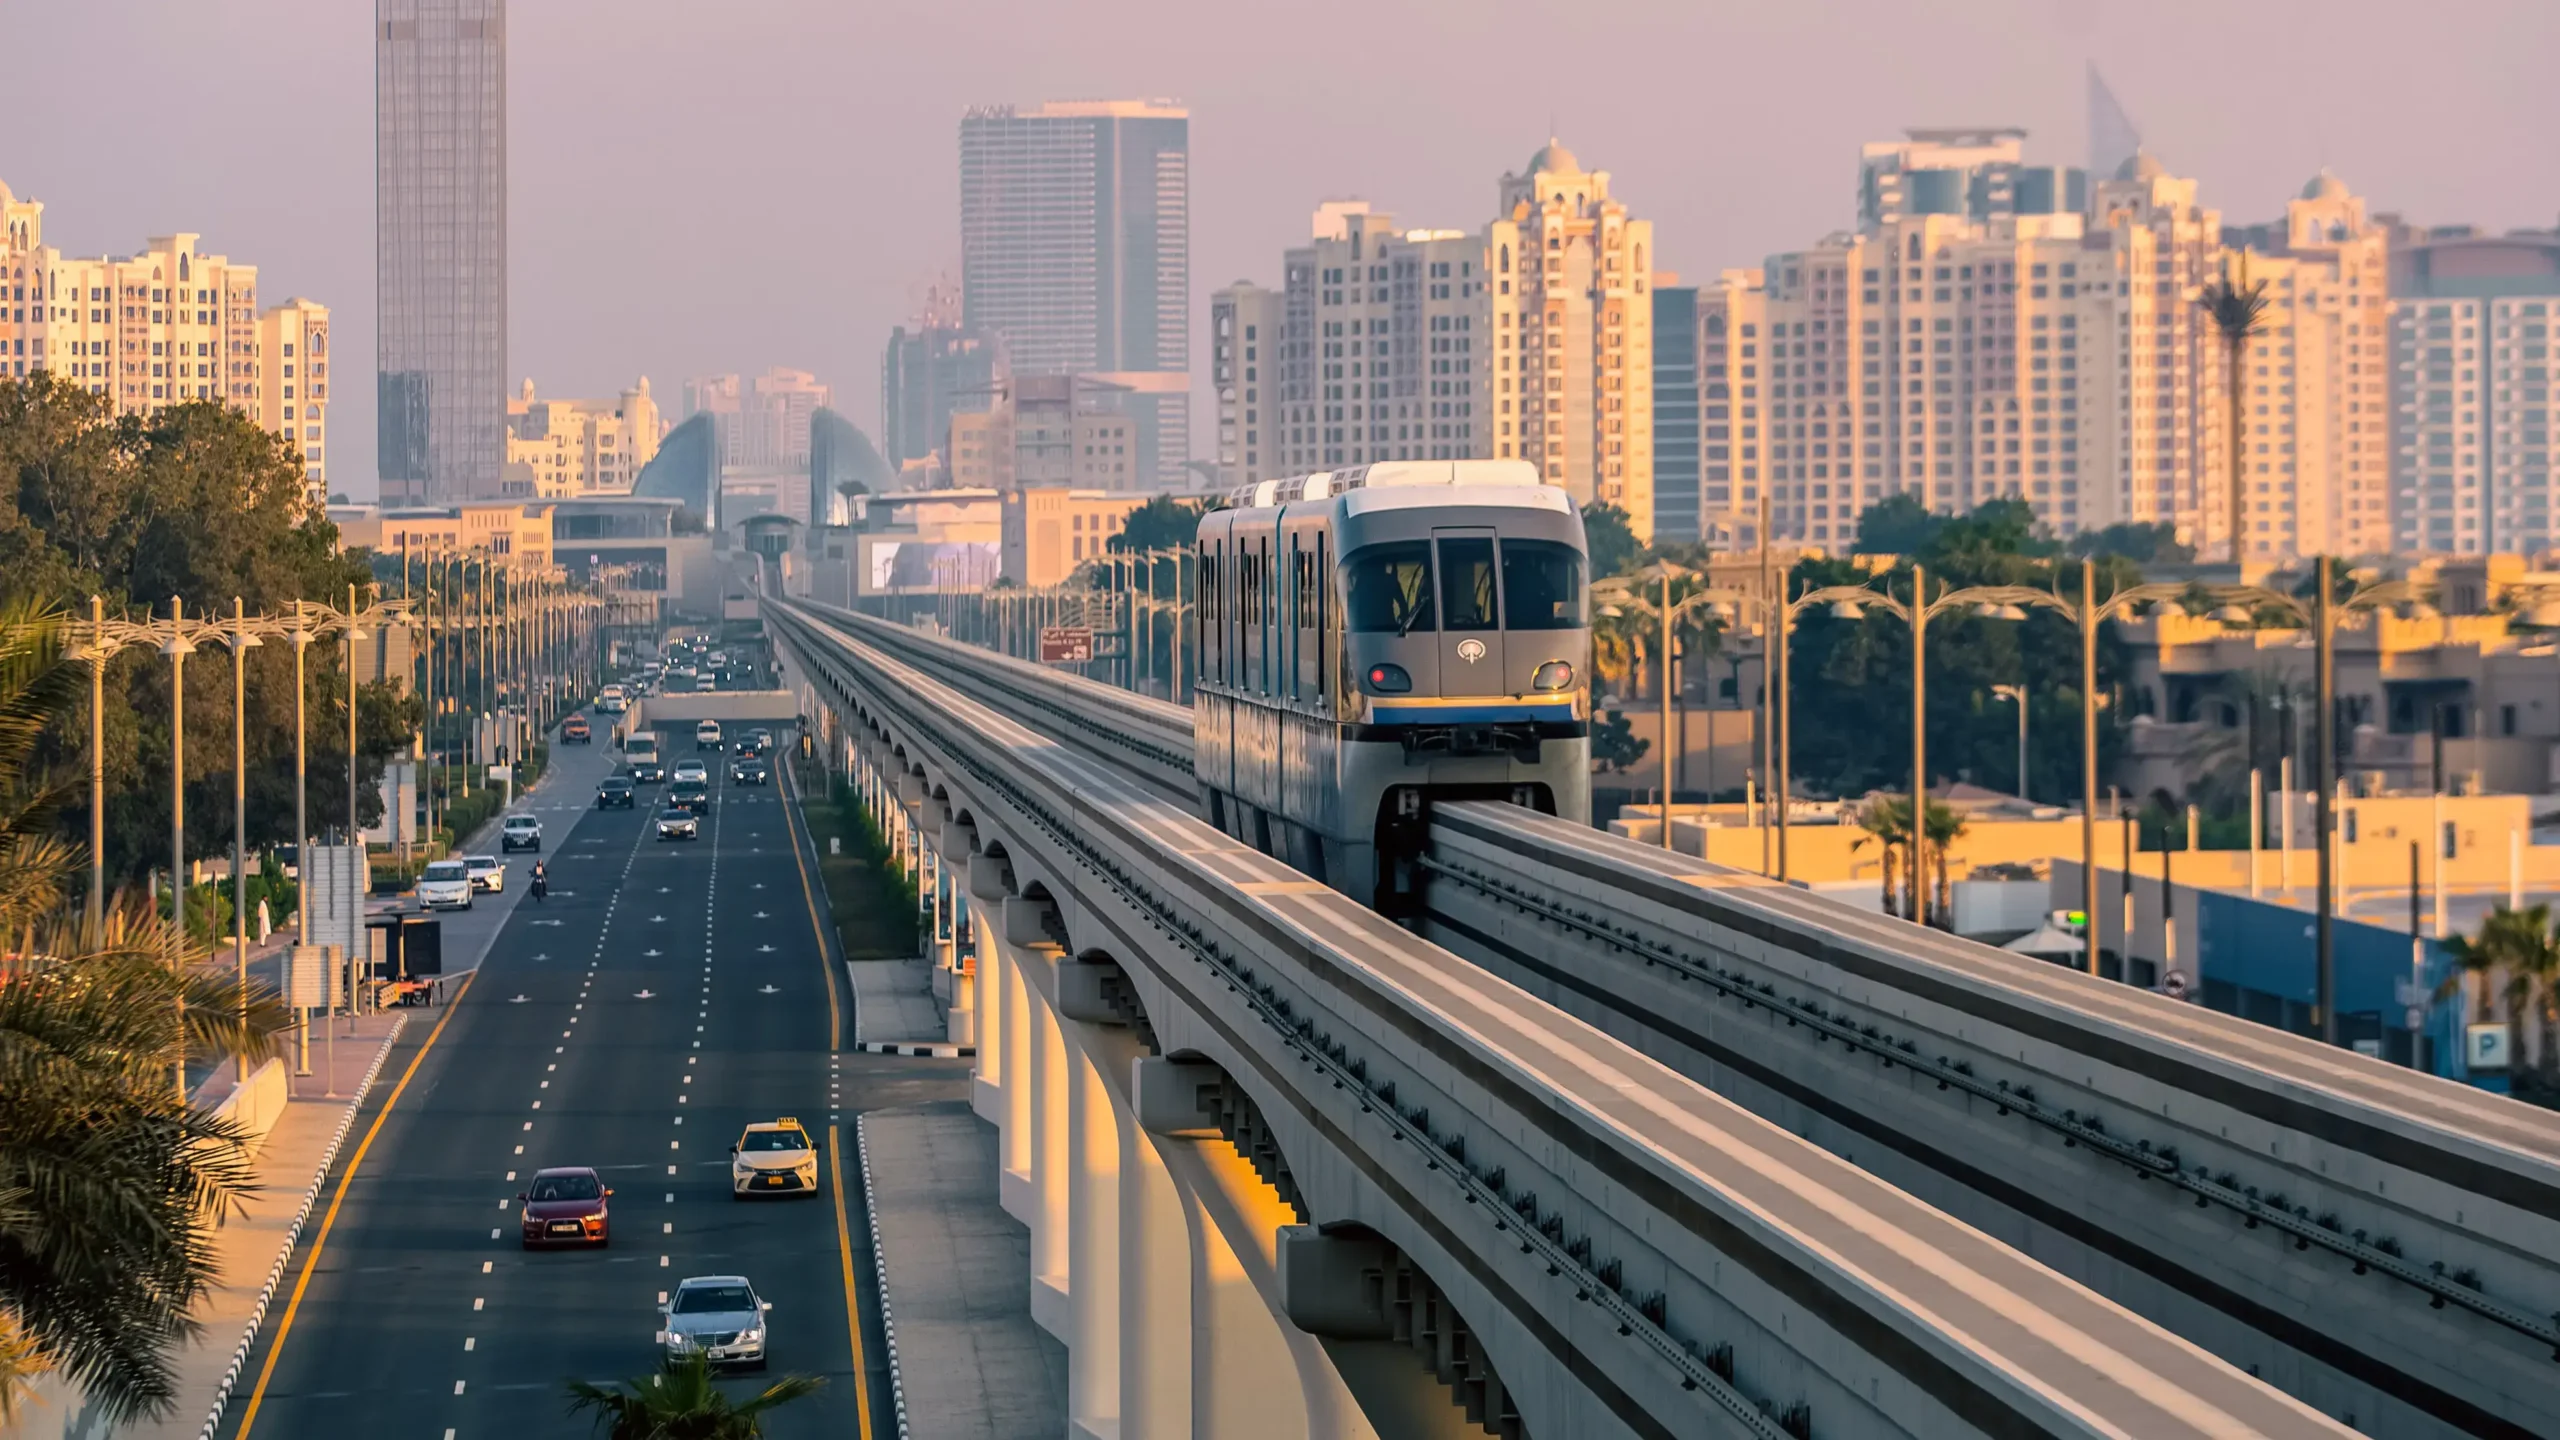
377;0;508;504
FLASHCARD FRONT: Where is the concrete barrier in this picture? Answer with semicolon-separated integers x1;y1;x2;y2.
209;1058;289;1159
626;691;799;733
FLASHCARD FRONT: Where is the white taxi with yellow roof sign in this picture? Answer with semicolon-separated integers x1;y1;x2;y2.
729;1118;818;1197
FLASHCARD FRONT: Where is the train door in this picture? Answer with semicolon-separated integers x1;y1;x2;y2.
1433;528;1503;697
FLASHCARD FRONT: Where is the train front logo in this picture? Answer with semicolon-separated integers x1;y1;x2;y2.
1456;638;1487;663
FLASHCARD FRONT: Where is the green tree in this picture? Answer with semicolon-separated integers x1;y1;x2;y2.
2070;522;2194;565
1852;493;1945;557
564;1353;823;1438
0;376;415;878
2439;904;2560;1092
1105;495;1205;555
1851;794;1911;916
1579;502;1640;579
1921;797;1969;926
1589;710;1648;773
0;602;289;1422
1784;499;2144;803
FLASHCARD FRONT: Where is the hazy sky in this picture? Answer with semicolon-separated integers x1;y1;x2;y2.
15;0;2557;500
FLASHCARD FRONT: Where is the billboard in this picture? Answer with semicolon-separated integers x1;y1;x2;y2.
864;540;999;595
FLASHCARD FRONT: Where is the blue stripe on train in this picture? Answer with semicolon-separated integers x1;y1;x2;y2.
1368;702;1575;724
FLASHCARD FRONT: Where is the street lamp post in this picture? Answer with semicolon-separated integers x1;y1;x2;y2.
1992;683;2029;803
218;597;270;1058
66;600;152;932
1595;563;1729;852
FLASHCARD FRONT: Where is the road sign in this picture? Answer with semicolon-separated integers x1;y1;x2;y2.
306;844;367;959
2466;1022;2510;1071
1039;626;1094;664
2160;968;2190;1001
2405;1006;2427;1033
287;944;341;1009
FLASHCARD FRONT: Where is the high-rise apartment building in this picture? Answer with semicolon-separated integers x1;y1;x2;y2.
683;368;830;473
1276;206;1491;475
1490;141;1656;535
505;376;662;497
959;100;1190;487
1858;128;2058;233
1697;178;2110;551
882;316;1003;471
1651;283;1700;541
2087;154;2223;549
1209;281;1282;489
376;0;508;506
2223;173;2393;558
0;179;333;501
2388;228;2560;555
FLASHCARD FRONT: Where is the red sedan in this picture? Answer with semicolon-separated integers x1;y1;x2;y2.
519;1167;612;1248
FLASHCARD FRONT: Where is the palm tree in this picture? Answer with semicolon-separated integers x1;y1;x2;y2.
1852;795;1912;917
2198;256;2271;567
565;1353;824;1437
1921;798;1970;928
2440;904;2560;1088
0;601;287;1423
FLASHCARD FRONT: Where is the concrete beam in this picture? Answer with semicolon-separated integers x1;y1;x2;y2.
1003;895;1060;951
1057;958;1125;1026
939;818;976;864
967;853;1015;904
1276;1226;1394;1342
1132;1056;1222;1139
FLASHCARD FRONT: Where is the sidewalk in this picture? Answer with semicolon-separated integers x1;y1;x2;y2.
4;1013;411;1440
859;1103;1066;1440
852;959;947;1048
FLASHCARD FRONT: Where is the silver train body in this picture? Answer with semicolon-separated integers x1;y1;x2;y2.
1192;460;1591;911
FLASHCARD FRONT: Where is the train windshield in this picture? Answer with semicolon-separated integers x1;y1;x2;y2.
1344;542;1436;634
1500;540;1586;630
1439;538;1499;629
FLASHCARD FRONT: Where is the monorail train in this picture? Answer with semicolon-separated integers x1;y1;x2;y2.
1193;459;1591;912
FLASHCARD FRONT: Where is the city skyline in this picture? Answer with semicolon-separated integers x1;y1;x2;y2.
12;0;2558;503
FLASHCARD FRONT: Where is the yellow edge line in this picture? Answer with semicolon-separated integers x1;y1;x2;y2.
786;755;875;1440
233;970;478;1440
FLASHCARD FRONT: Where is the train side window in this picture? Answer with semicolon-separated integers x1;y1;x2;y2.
1344;542;1435;634
1315;532;1329;702
1439;537;1499;630
1499;540;1586;630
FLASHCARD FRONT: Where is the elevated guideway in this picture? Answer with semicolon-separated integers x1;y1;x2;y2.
766;597;2342;1440
788;598;2560;1440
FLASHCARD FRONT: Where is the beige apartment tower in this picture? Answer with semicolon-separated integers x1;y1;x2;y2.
1489;142;1655;537
1210;281;1282;489
1277;204;1491;476
0;177;333;503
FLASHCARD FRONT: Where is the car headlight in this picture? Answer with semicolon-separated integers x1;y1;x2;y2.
665;1332;694;1349
739;1327;764;1344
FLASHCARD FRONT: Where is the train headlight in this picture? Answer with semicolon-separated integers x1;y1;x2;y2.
1364;664;1413;694
1531;660;1576;691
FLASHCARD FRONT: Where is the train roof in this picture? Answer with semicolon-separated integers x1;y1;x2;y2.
1214;460;1549;513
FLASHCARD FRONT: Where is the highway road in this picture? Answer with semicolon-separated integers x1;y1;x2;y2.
220;726;908;1439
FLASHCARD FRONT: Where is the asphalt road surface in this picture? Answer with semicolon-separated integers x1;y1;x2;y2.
221;727;896;1440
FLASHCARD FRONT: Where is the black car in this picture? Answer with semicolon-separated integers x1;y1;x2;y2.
597;776;637;809
629;759;665;783
671;779;710;814
729;757;770;785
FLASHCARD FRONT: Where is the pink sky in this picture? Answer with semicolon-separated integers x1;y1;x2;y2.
15;0;2556;498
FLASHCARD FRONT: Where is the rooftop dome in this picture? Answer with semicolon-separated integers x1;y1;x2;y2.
2300;168;2350;201
2114;150;2166;183
1526;137;1581;176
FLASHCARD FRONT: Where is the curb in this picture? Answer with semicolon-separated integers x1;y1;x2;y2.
855;1042;976;1058
192;1014;411;1440
854;1114;911;1440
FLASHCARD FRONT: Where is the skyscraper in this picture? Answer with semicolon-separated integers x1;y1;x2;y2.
2389;228;2560;554
1276;205;1491;475
376;0;507;506
959;100;1190;487
882;319;1004;473
1209;281;1282;489
1489;141;1655;536
1651;284;1700;542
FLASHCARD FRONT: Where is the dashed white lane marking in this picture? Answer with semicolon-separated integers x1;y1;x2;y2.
473;1297;484;1310
463;1336;476;1352
662;1222;672;1234
659;1255;669;1267
453;1380;466;1395
488;1228;499;1240
481;1261;492;1273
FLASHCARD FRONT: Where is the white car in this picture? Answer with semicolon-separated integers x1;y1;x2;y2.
500;813;542;852
464;854;506;893
418;860;473;910
730;1120;819;1197
695;720;723;751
